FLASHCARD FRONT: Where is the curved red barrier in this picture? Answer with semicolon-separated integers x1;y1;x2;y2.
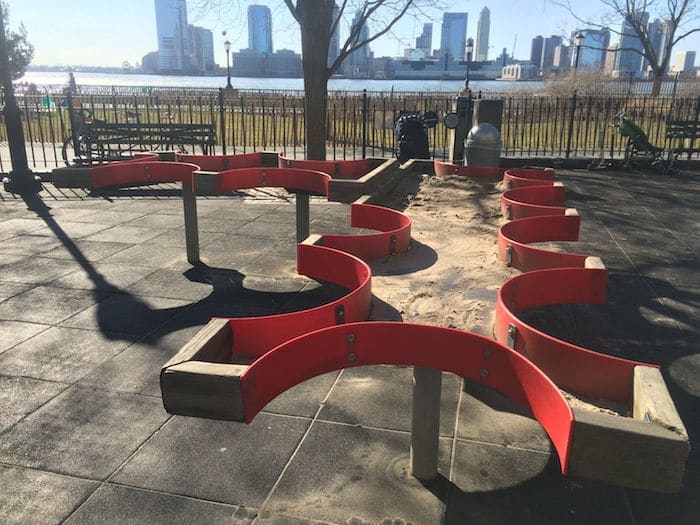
498;212;589;272
320;203;411;261
501;184;568;220
504;168;556;180
433;160;503;179
177;152;264;171
90;161;200;189
495;267;647;405
223;243;372;358
278;155;373;179
217;167;330;196
240;321;574;472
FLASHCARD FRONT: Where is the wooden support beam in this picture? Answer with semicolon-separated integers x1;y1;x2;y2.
410;366;442;480
182;181;200;264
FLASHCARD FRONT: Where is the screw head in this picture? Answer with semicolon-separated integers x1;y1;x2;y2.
346;333;356;343
480;368;489;378
482;347;492;358
347;352;357;362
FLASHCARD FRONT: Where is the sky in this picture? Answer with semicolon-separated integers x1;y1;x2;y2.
5;0;699;68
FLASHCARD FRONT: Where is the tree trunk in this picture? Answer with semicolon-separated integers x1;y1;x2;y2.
651;70;663;97
297;1;333;160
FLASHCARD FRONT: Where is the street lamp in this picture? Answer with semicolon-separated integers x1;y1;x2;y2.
224;40;232;89
465;37;474;91
574;32;585;71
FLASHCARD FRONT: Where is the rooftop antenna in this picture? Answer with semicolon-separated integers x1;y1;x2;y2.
512;34;518;60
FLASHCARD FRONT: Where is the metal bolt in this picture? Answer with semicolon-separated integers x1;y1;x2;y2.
347;352;357;362
480;368;489;378
482;347;492;358
346;333;356;343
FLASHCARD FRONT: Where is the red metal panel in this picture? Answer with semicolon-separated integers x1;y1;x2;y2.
320;203;412;261
177;152;264;172
216;167;330;196
503;174;558;189
225;244;372;358
504;168;556;181
498;214;589;272
501;185;568;219
433;161;504;179
239;321;574;473
90;162;200;189
278;155;373;179
495;268;649;404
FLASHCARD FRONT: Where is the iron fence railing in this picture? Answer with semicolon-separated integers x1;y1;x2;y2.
1;89;698;171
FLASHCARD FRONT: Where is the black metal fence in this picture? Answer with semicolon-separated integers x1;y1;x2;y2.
1;89;698;171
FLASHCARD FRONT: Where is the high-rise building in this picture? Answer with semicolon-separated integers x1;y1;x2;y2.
671;50;696;75
571;28;610;69
189;25;214;73
415;23;433;55
643;18;671;72
615;11;648;73
440;12;468;61
328;3;340;66
346;10;370;77
530;35;544;68
154;0;190;73
554;45;570;72
604;43;619;74
475;7;490;61
541;35;563;73
248;4;273;54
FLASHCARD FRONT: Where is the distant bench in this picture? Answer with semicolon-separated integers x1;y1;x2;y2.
666;120;700;171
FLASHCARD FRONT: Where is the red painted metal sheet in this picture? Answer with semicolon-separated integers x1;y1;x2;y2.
504;168;556;181
503;174;558;190
240;321;574;473
225;244;372;358
433;160;504;179
217;167;330;196
90;161;200;189
320;203;411;261
495;268;649;405
177;152;264;172
498;214;589;272
278;155;373;179
501;185;568;220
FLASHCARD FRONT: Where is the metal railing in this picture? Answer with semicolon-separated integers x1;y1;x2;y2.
1;89;698;171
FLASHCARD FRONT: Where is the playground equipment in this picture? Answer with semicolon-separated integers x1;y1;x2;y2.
612;112;665;169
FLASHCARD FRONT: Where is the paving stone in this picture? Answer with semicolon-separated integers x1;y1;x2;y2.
456;379;552;453
121;212;186;229
237;220;296;239
148;228;225;249
0;319;48;354
262;421;449;524
0;375;67;432
126;268;214;301
47;219;114;239
214;232;284;255
239;254;299;279
0;233;62;255
72;209;151;225
0;386;170;480
187;215;250;233
319;365;460;437
0;286;100;324
263;371;340;419
84;225;169;244
0;218;46;235
64;484;250;525
112;413;309;506
50;263;157;292
0;465;98;524
100;243;185;268
40;239;132;262
0;255;84;284
61;294;190;336
0;326;131;383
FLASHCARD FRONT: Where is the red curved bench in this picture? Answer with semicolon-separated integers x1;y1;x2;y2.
177;152;264;171
90;161;200;190
501;184;568;220
278;155;373;179
433;160;504;179
494;265;647;405
216;167;330;196
498;212;590;272
320;203;411;261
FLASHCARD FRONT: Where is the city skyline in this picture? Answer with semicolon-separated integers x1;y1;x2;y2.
6;0;700;69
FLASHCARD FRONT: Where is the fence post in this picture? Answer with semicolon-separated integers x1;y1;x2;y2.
66;89;80;160
362;89;368;159
565;90;578;159
218;88;226;155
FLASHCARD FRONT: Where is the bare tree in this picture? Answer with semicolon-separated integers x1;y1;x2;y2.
200;0;438;159
556;0;699;96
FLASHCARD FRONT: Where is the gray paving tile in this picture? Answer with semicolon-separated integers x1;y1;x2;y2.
237;220;296;239
0;256;84;285
72;210;151;225
239;254;299;278
0;233;62;255
263;421;448;524
0;386;170;479
0;282;33;303
64;484;252;525
112;414;309;506
0;319;48;354
187;215;250;233
0;286;100;324
40;239;132;262
0;375;67;432
0;465;98;525
84;225;169;244
626;466;699;525
0;327;131;383
48;220;114;239
263;371;340;419
126;269;214;301
0;218;46;235
122;212;185;229
100;243;185;268
0;253;27;269
318;365;461;437
50;263;157;291
148;228;225;248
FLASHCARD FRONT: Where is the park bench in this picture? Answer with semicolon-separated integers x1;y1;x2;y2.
665;119;700;172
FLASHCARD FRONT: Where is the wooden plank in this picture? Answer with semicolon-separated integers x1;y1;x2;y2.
193;171;218;195
51;167;92;188
181;181;200;264
568;407;689;492
261;151;280;167
633;365;688;437
162;318;232;370
410;366;441;480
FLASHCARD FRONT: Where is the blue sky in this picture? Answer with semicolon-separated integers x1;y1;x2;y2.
6;0;699;67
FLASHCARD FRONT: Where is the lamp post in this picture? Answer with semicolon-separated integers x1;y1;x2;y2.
464;38;474;91
574;32;585;71
224;40;232;88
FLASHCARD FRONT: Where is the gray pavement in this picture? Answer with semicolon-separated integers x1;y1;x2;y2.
0;168;697;524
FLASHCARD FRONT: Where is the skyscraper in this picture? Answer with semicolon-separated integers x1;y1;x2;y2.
615;11;648;73
571;29;610;69
328;3;340;66
530;35;544;68
346;10;370;77
643;18;671;71
440;12;468;61
189;26;214;73
415;23;433;55
541;35;563;73
248;4;273;54
475;7;490;61
154;0;189;73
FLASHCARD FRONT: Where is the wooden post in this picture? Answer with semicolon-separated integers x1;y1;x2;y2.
296;192;310;243
448;96;471;164
182;181;200;264
410;366;441;480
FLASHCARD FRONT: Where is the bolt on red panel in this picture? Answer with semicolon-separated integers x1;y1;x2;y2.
433;160;504;179
501;184;568;219
216;167;331;196
177;152;264;171
278;155;373;179
90;161;200;189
